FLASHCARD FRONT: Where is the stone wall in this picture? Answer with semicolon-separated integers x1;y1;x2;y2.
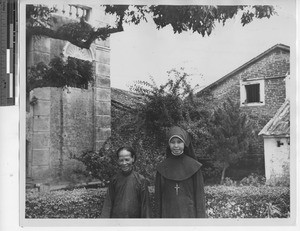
27;87;98;183
208;47;289;155
211;48;289;107
239;49;290;80
26;5;112;184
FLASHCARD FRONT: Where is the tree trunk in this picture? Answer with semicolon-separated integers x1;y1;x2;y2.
220;162;229;185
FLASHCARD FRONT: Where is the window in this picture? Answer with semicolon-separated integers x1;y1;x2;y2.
245;84;260;103
240;79;265;106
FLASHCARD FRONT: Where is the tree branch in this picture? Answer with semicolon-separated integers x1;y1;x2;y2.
27;19;124;49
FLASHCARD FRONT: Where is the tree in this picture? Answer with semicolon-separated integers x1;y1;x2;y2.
209;98;254;184
130;68;213;157
26;4;276;49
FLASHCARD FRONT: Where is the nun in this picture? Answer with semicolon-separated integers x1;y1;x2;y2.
155;126;206;218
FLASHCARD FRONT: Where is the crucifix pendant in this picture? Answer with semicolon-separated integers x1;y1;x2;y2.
174;183;180;195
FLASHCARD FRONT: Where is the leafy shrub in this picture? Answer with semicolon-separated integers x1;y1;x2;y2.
222;177;237;186
198;159;222;185
240;173;266;186
26;185;290;218
221;174;266;187
129;69;213;155
26;188;106;218
74;149;118;187
74;126;165;186
205;185;290;218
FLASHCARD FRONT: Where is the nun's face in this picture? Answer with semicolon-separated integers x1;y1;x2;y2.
169;137;185;156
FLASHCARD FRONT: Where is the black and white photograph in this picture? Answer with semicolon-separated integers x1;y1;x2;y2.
0;0;299;229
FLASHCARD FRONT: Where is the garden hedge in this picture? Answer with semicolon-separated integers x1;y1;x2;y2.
25;185;289;218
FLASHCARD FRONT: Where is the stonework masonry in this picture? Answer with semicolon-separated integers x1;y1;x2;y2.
26;6;112;185
207;46;290;155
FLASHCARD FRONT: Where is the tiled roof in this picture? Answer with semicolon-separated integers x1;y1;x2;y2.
111;87;143;110
259;99;290;137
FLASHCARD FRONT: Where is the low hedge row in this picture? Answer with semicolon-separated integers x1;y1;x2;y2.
205;186;289;218
26;188;106;218
25;185;290;218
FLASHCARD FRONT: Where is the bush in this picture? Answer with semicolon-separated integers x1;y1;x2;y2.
25;188;106;218
205;185;290;218
222;177;237;186
221;174;266;187
26;185;290;218
199;159;222;185
240;173;266;186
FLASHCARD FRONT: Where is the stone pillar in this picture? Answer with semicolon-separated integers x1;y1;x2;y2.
94;44;111;151
28;88;52;182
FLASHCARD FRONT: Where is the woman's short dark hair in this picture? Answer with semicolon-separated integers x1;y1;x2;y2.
116;146;137;163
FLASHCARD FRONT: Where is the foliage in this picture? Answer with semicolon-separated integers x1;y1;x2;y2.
205;185;290;218
26;5;276;49
75;115;165;185
208;98;255;184
26;4;58;28
74;149;118;187
225;154;265;181
199;159;223;184
75;69;212;185
221;173;266;187
25;188;106;218
130;68;213;150
267;172;290;187
26;185;290;218
149;5;274;35
222;177;238;186
26;56;94;93
240;173;266;186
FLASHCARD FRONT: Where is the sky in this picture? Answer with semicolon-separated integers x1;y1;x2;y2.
109;1;296;91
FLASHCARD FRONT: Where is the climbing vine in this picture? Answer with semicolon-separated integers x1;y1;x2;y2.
26;56;94;93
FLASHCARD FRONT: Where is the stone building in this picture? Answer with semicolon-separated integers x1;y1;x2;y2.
26;4;112;186
197;44;290;157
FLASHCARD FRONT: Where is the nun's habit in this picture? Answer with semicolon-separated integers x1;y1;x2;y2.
155;126;206;218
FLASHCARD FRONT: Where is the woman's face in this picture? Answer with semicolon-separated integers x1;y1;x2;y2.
118;149;134;173
169;137;185;156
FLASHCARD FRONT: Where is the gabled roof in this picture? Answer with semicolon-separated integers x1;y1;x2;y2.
199;44;290;93
259;99;290;137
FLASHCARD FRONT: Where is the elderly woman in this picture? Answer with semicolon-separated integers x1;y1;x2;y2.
101;147;150;218
155;126;206;218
